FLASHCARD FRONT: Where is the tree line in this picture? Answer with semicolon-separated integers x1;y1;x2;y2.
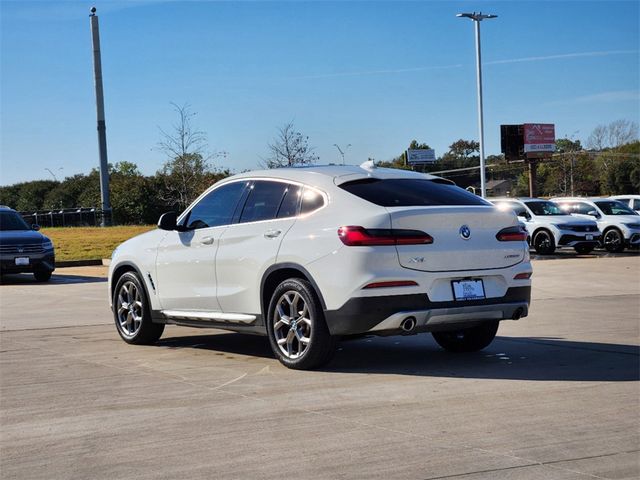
1;108;637;225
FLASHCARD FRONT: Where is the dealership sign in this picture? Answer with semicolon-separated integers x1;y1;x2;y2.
523;123;555;153
407;149;436;164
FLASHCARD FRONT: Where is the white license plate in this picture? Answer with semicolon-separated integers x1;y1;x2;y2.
15;257;30;266
452;279;485;301
586;234;593;240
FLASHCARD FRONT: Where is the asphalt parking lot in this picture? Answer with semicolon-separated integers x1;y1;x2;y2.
1;254;639;479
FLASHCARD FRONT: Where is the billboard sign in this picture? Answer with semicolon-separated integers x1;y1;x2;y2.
407;149;436;164
523;123;555;153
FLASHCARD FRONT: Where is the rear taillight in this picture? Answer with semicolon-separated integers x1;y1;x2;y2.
338;226;433;246
496;226;528;242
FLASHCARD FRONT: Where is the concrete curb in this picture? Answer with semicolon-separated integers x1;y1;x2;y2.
56;259;111;268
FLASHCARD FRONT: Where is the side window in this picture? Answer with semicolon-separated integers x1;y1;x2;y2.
277;184;301;218
184;182;247;230
300;187;325;215
632;199;640;210
239;181;288;223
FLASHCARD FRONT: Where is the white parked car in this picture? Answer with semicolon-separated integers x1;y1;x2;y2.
489;198;601;255
109;165;532;369
610;195;640;214
552;197;640;252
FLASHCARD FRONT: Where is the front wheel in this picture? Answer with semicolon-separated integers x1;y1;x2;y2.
574;244;595;254
603;228;625;253
432;321;499;353
33;269;52;282
533;230;556;255
113;271;164;345
266;278;337;370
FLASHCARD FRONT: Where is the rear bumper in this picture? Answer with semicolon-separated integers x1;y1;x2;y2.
0;252;55;274
324;286;531;336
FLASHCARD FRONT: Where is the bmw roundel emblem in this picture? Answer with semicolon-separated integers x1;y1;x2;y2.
459;225;471;240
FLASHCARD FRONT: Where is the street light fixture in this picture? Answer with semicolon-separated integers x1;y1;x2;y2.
456;11;497;198
333;143;352;165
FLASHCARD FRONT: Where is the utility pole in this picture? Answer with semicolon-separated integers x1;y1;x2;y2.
457;12;497;198
89;7;111;226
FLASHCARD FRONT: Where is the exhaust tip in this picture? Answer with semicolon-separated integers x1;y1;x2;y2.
512;307;524;320
401;316;417;332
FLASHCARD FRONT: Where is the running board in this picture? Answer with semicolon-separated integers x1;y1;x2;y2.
161;310;257;324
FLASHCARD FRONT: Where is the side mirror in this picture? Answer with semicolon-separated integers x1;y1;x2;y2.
517;212;531;221
31;224;40;231
157;211;178;231
587;210;600;218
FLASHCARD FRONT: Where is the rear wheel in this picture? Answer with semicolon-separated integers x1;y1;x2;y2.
533;230;556;255
113;271;164;345
574;244;595;254
603;228;625;253
266;278;337;370
432;321;499;353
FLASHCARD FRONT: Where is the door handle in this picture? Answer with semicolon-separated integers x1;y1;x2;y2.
264;229;282;239
200;236;215;245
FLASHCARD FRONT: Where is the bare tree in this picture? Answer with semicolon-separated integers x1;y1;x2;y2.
263;122;319;168
156;103;219;211
587;119;638;150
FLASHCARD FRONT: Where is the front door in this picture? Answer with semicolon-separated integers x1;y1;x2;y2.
155;181;249;312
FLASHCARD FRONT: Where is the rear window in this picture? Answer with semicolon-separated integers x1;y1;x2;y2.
339;178;489;207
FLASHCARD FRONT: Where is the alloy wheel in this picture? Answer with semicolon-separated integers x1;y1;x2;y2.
273;291;312;359
116;281;144;338
604;230;622;250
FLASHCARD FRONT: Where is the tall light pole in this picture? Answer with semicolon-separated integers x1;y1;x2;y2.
333;144;351;165
89;7;111;226
456;12;497;198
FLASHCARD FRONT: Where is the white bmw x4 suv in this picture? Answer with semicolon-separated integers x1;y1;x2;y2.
109;165;532;369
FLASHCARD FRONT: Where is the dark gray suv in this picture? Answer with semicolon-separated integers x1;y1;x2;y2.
0;206;55;281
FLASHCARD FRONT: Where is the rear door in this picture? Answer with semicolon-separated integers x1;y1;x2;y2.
215;180;300;314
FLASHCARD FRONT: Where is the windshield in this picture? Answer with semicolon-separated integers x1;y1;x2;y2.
0;211;30;231
524;201;567;216
595;201;638;216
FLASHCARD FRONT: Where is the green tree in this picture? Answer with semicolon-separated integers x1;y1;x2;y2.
598;141;640;194
13;180;59;211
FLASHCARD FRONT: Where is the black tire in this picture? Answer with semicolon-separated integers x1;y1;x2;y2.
603;228;625;253
574;244;595;254
432;321;499;353
266;278;337;370
33;269;52;282
112;271;164;345
533;229;556;255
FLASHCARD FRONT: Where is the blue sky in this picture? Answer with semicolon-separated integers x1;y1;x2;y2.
1;0;638;185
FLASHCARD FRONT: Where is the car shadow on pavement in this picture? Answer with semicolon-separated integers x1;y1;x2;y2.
157;332;639;382
0;273;106;285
